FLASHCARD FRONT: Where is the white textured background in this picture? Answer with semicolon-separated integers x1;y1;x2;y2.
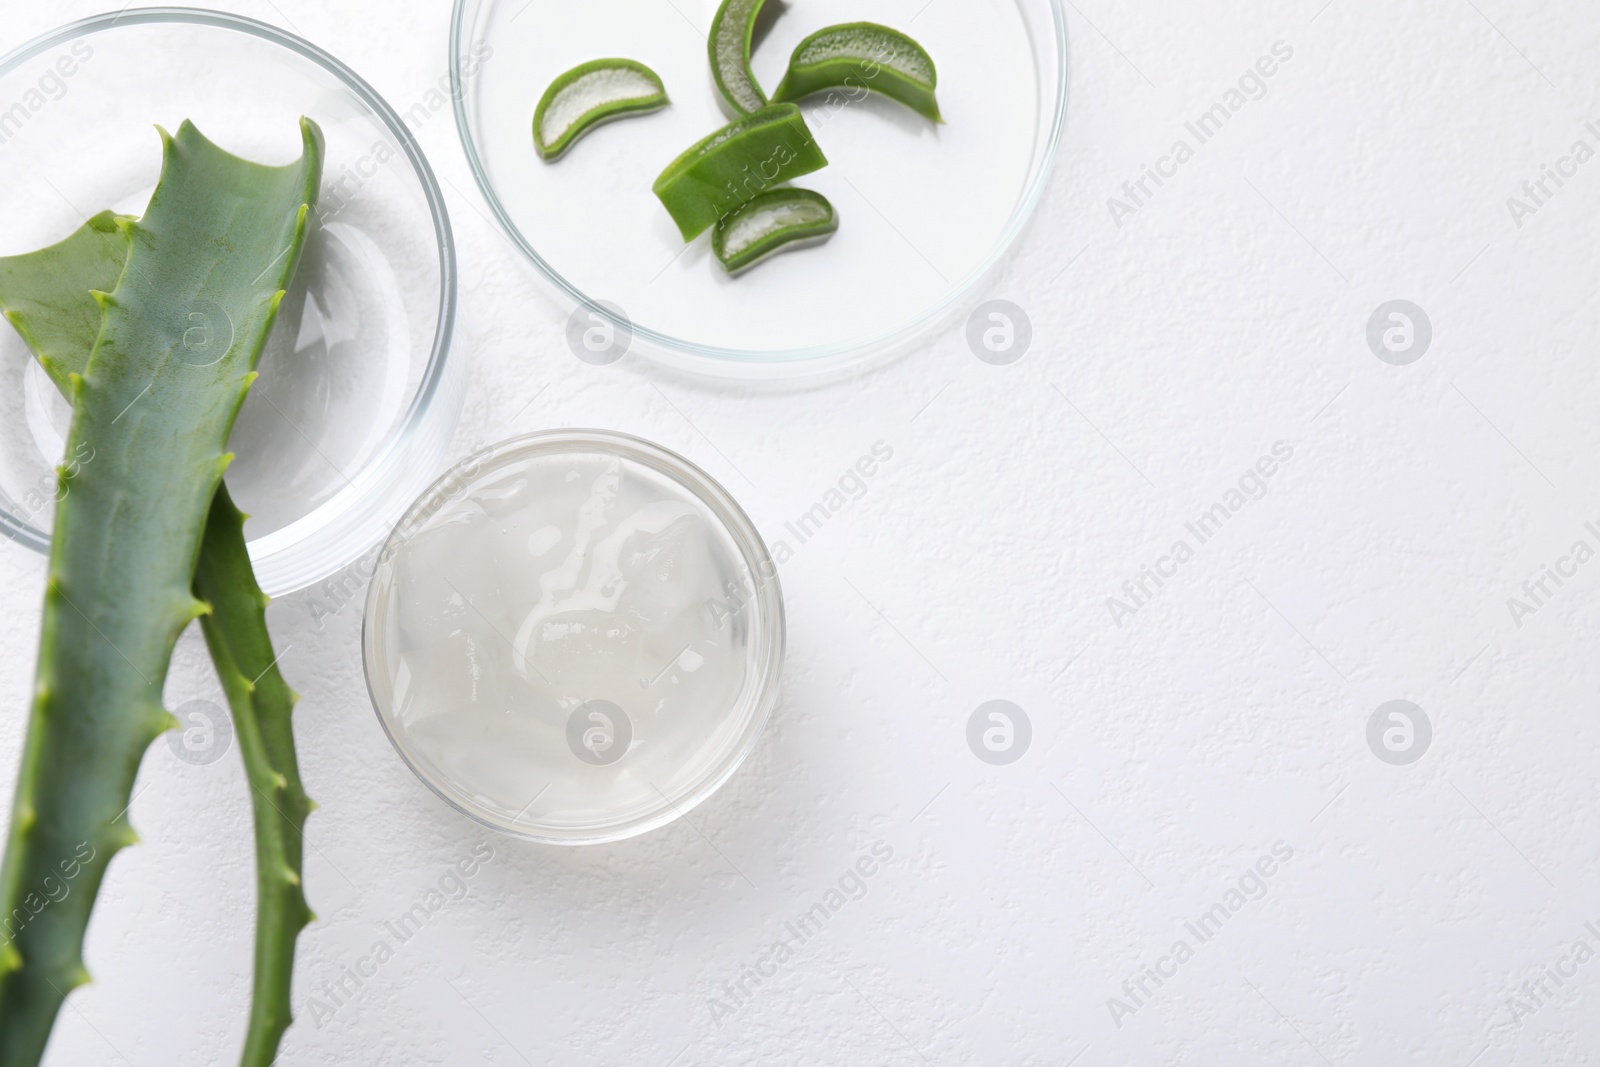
2;0;1599;1064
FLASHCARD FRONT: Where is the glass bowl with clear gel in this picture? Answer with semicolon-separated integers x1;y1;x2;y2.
450;0;1067;377
363;431;785;845
0;9;461;595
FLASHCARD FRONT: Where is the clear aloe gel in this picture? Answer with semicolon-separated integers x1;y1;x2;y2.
363;431;784;844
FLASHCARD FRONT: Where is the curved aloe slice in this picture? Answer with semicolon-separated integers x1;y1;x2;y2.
0;119;321;1066
713;187;837;274
0;211;313;1067
533;58;669;161
708;0;770;116
772;22;943;123
653;103;827;240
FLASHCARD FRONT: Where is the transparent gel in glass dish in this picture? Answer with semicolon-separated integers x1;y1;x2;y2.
0;10;461;594
363;431;785;844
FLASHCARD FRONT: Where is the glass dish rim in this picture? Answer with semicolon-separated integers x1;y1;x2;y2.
0;5;460;575
361;427;788;846
448;0;1068;377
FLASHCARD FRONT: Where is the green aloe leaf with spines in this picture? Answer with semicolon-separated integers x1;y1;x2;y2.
0;203;316;1066
0;118;322;1067
194;484;314;1067
0;211;130;390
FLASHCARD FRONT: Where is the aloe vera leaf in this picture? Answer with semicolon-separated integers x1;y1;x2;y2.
0;211;130;393
0;212;314;1067
712;186;838;274
533;58;669;161
193;484;313;1067
0;118;322;1066
652;103;827;241
708;0;770;116
771;22;943;123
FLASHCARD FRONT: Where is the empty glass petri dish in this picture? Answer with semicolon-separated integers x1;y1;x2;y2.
0;9;461;594
450;0;1067;377
363;431;785;845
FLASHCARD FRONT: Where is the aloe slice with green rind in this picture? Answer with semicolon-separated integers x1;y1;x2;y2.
0;119;321;1065
533;58;669;161
653;103;827;241
772;22;944;123
0;209;314;1067
708;0;770;116
713;187;838;274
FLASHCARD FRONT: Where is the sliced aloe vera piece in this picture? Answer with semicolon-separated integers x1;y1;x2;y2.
653;103;827;241
533;58;669;161
709;0;770;116
713;187;837;274
772;22;943;123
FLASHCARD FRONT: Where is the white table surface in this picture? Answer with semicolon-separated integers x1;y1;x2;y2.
3;0;1600;1063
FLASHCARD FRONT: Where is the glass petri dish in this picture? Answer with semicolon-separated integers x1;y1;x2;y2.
0;8;461;595
450;0;1066;377
362;430;785;845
